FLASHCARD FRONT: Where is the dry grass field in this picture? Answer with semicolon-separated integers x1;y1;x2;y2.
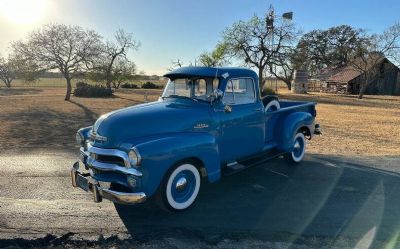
277;89;400;158
0;87;399;160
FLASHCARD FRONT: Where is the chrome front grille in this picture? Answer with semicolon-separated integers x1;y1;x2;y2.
95;154;125;167
80;144;143;177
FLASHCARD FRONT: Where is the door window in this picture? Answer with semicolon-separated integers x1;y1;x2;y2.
223;78;256;105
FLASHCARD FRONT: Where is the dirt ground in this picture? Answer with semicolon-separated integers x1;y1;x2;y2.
0;88;160;153
0;87;399;159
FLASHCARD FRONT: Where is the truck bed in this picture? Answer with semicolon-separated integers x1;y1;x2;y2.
264;100;316;143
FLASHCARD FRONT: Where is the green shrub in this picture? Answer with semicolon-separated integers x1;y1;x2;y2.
261;87;276;96
141;81;161;89
75;81;87;88
121;83;139;89
73;82;113;98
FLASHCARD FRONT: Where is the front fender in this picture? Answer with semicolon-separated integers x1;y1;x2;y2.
123;133;221;197
277;112;314;152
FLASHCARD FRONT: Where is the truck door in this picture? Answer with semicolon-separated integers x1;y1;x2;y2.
216;77;265;162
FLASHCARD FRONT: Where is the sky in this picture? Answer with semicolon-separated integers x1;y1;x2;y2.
0;0;399;75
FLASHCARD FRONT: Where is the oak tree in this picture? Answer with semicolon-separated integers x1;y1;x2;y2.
12;24;102;100
222;15;298;90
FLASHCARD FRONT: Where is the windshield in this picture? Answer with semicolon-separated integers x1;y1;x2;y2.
162;77;219;102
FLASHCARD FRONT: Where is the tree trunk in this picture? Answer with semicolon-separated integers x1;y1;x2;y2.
5;79;12;88
65;77;72;101
105;56;117;90
358;84;367;99
106;79;112;90
358;76;375;99
258;67;265;91
1;78;12;88
284;79;292;90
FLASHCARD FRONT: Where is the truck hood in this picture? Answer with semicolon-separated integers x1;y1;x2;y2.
92;99;213;148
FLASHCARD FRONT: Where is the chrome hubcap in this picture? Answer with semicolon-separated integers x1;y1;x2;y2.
175;176;187;192
294;141;301;149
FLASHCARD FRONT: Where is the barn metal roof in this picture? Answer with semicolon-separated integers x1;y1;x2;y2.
326;66;362;83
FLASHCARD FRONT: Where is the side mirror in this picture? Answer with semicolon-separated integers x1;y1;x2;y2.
210;89;223;103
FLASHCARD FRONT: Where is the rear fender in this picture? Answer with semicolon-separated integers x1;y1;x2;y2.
277;112;314;152
126;133;221;197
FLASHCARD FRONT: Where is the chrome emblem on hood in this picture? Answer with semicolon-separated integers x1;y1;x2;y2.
194;123;209;129
90;132;108;142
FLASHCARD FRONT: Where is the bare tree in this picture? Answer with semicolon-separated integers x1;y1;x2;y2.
111;59;136;89
98;29;140;89
198;43;229;67
350;23;400;99
269;47;297;90
0;56;16;88
0;53;40;87
223;15;299;90
12;24;102;100
167;59;184;71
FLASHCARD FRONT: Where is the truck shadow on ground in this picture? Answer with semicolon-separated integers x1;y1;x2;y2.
2;105;97;152
114;155;400;248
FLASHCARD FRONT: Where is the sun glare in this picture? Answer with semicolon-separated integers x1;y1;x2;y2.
0;0;48;25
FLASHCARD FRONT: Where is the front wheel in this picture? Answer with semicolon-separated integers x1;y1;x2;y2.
159;163;201;211
284;132;306;164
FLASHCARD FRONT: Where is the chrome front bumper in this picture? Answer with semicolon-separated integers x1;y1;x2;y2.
71;162;147;205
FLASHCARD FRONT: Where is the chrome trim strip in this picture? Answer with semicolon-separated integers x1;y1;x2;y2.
80;147;89;157
87;143;131;167
87;157;143;176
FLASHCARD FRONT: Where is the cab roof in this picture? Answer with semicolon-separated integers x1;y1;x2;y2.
164;67;258;80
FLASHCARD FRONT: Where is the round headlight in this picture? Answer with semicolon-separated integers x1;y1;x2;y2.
128;147;141;167
75;132;84;146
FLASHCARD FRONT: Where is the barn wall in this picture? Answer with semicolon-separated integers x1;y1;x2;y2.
317;59;400;95
353;61;400;95
395;71;400;95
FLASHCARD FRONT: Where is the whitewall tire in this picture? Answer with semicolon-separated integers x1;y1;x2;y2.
163;163;201;211
285;132;306;164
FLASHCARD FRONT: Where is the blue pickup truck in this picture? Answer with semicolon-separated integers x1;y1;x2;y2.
71;67;320;211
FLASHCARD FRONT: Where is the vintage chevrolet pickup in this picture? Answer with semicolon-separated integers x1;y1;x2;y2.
71;67;321;211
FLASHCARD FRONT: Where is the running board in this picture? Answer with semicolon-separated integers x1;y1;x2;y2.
222;148;285;176
223;161;249;176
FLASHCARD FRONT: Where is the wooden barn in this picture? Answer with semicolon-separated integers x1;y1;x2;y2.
310;57;400;95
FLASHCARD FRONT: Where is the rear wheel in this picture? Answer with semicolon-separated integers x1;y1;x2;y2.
159;163;201;211
285;132;306;164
